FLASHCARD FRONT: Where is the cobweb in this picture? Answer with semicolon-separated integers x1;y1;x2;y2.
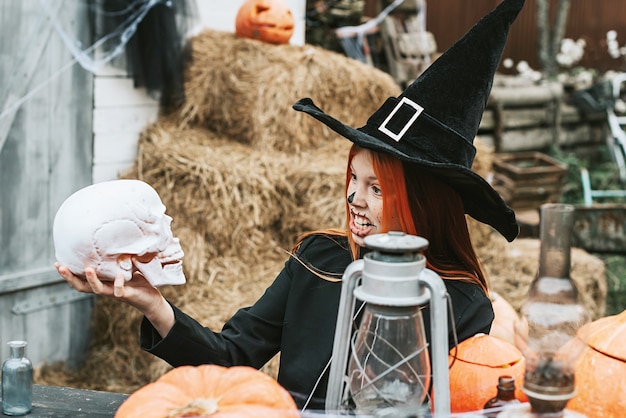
42;0;197;108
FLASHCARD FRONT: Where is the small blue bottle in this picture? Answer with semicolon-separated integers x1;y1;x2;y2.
1;341;33;416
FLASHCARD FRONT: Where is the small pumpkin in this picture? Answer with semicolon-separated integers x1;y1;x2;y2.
235;0;295;45
567;309;626;418
114;364;299;418
449;333;527;413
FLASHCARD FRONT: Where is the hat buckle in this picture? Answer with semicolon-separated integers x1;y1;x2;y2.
378;97;424;142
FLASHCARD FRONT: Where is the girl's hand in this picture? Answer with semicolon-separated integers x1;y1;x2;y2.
55;263;175;337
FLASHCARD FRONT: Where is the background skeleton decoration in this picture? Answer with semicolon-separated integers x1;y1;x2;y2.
53;179;186;287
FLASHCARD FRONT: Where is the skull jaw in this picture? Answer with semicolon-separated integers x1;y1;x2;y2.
133;256;186;287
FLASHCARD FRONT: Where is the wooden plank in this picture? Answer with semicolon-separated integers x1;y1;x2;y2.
0;94;20;152
497;107;553;129
93;105;158;136
18;385;128;418
1;0;94;370
94;77;158;107
0;281;94;369
493;152;567;176
0;267;62;294
495;125;604;152
93;132;140;164
493;173;565;192
0;1;60;154
0;292;24;357
559;124;606;147
572;205;626;253
92;160;136;183
498;127;554;152
554;102;605;125
488;82;563;107
65;296;95;369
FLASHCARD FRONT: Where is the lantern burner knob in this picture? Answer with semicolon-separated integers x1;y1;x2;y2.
364;232;429;255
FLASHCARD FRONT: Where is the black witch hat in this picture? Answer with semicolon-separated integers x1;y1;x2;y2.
293;0;525;242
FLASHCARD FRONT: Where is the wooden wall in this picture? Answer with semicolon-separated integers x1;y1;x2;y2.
366;0;626;73
424;0;626;74
0;0;94;367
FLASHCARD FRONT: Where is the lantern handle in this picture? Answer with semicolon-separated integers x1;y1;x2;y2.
419;268;451;415
326;259;364;413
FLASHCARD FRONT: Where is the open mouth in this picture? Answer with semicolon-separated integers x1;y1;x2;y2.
350;210;376;237
133;256;186;286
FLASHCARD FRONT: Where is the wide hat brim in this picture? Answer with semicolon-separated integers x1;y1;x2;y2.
293;97;519;242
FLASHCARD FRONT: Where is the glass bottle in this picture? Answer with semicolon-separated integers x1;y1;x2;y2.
483;375;520;418
1;341;33;416
515;204;590;414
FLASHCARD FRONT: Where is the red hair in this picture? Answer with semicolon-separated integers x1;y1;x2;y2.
297;144;488;292
345;145;488;292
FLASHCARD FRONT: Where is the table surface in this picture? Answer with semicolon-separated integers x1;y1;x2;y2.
1;384;129;417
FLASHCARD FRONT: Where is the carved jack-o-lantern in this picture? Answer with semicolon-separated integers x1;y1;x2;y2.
235;0;294;45
567;309;626;418
448;333;528;413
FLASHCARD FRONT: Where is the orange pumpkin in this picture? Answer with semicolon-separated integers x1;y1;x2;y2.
567;309;626;418
114;365;299;418
489;292;519;345
449;333;527;413
235;0;294;45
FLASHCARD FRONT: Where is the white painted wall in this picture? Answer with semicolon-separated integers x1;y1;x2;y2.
92;0;305;183
92;74;160;183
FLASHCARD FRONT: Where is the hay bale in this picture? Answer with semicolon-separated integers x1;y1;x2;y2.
124;120;295;264
176;30;401;153
279;140;350;243
486;238;607;320
472;136;495;180
467;136;501;249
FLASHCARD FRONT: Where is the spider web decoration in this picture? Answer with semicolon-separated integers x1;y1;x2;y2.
41;0;198;111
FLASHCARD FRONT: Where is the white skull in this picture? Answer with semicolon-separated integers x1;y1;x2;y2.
53;179;186;287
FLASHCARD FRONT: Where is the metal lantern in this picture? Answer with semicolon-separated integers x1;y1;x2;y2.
326;232;450;416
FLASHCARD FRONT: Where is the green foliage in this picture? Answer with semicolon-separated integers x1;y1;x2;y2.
602;254;626;315
548;144;626;204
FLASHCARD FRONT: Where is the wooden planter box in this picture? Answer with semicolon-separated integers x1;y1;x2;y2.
572;204;626;253
492;152;568;210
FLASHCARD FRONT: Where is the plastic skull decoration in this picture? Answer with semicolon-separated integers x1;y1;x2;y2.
53;179;186;287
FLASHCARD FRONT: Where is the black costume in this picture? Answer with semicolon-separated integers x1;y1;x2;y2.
141;234;493;410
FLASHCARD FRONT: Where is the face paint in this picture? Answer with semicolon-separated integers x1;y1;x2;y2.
347;149;384;247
